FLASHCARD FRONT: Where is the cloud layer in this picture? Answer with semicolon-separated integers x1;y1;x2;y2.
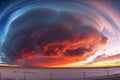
3;8;107;66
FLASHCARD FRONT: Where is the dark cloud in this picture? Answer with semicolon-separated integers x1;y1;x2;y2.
65;47;92;56
3;8;108;67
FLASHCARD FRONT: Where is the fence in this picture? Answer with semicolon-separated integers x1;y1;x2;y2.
0;67;120;80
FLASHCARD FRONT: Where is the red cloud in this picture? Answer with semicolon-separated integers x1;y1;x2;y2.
3;8;108;67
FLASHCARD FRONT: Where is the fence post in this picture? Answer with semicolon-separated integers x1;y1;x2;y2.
24;72;26;80
50;72;52;80
107;70;109;80
83;72;86;80
0;72;2;80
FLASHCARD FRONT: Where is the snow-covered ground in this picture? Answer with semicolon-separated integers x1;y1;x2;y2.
0;66;120;80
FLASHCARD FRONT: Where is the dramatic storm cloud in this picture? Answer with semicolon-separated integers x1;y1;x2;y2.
2;8;107;66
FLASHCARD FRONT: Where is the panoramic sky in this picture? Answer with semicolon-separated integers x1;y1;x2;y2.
0;0;120;67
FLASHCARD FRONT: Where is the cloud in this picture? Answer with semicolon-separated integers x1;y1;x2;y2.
2;8;108;67
92;54;120;63
84;0;120;35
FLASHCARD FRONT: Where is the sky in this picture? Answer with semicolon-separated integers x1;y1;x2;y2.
0;0;120;67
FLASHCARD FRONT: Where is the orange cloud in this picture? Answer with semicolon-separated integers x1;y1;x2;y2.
14;25;107;67
3;8;108;67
